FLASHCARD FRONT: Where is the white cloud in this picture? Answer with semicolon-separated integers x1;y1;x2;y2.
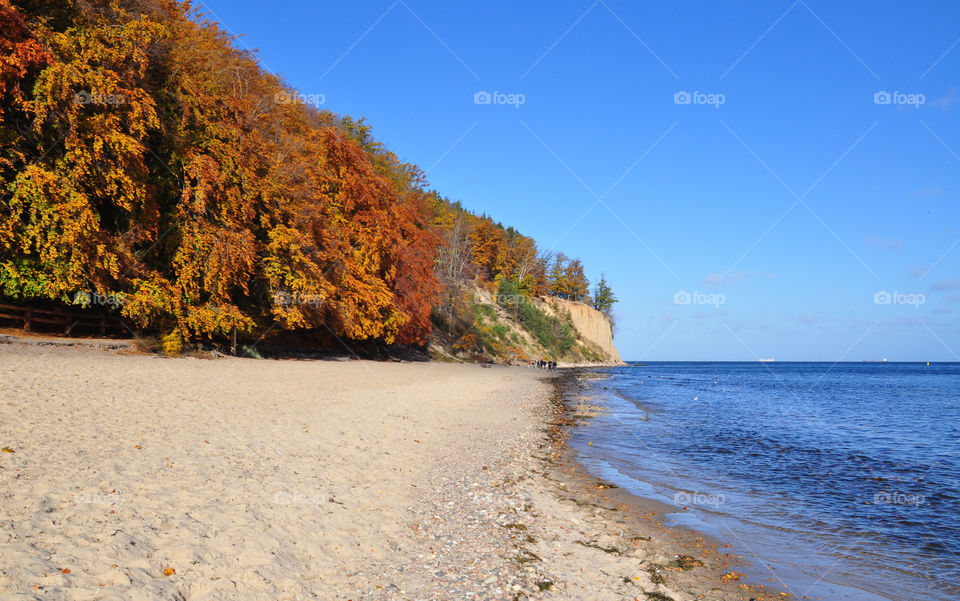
701;271;774;289
930;87;960;110
865;234;903;251
906;186;944;199
931;278;960;291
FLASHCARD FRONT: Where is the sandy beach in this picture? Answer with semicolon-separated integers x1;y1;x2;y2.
0;338;760;601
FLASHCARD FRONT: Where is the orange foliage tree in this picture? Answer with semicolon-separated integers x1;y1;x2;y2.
0;0;440;350
0;0;600;354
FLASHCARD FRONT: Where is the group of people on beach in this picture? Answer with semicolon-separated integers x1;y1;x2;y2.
532;359;557;371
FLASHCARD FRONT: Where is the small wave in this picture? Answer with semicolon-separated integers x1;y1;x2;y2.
611;388;656;419
573;362;960;601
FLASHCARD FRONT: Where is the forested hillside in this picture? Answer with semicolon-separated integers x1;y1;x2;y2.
0;0;615;358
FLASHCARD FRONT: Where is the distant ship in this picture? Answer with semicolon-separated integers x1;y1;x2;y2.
863;358;888;363
758;358;775;362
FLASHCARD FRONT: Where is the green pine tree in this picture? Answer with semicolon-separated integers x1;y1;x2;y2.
592;274;618;314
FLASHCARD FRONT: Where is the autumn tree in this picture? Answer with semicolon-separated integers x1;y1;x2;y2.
545;253;589;302
562;258;590;302
1;2;162;305
547;252;569;298
0;0;605;355
0;0;440;351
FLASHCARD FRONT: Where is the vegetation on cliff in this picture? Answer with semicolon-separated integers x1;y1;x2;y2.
0;0;616;356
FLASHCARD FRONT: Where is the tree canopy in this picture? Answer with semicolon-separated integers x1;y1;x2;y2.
0;0;615;352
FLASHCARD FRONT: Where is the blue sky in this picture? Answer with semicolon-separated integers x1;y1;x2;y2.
200;0;960;361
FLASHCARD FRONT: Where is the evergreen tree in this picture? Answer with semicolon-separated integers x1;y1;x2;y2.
593;274;617;314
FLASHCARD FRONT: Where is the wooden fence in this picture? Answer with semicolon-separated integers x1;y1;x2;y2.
0;303;132;337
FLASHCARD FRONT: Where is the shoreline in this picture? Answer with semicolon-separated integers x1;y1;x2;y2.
2;338;770;600
528;371;778;601
556;366;927;601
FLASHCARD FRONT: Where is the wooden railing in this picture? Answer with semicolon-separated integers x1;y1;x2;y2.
0;303;132;337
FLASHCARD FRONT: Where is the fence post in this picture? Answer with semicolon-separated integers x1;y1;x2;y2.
23;308;32;332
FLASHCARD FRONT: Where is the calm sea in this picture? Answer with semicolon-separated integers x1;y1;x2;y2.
568;362;960;601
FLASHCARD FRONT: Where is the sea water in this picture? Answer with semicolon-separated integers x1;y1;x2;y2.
568;362;960;601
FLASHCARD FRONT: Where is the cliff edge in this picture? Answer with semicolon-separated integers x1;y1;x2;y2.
535;296;623;365
429;285;623;366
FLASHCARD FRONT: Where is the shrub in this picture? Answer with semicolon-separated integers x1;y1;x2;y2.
496;280;577;357
161;331;183;356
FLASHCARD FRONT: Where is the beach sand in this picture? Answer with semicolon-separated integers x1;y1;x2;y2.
0;338;762;600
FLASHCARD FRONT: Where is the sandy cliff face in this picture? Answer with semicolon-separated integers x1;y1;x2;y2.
537;297;623;364
429;286;623;365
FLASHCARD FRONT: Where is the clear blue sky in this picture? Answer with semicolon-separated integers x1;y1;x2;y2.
200;0;960;361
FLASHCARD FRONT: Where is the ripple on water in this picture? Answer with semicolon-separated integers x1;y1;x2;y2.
569;362;960;601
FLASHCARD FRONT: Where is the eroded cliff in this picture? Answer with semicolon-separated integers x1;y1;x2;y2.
535;297;622;365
